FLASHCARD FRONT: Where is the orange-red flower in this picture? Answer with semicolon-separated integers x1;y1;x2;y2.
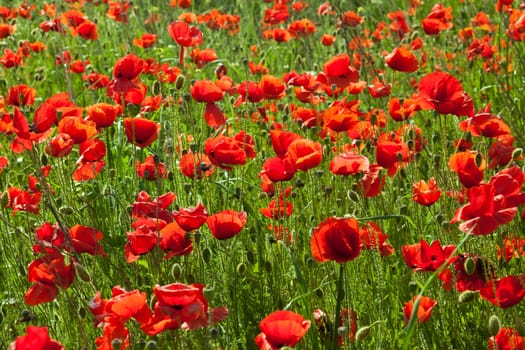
330;152;370;176
9;326;64;350
132;33;157;48
190;80;223;103
311;217;361;263
385;47;419;73
123;117;160;148
136;155;168;181
206;210;247;240
85;102;122;129
418;71;474;117
448;151;485;188
421;3;453;35
255;310;310;350
204;131;256;170
403;295;437;324
318;54;359;93
286;138;323;172
179;152;214;179
413;177;441;206
6;84;36;107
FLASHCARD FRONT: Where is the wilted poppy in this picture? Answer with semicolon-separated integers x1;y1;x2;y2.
206;210;247;240
359;222;395;257
255;310;311;349
403;295;437;324
311;217;361;263
123;117;160;148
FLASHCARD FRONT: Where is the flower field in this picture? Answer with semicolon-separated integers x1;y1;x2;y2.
1;0;525;349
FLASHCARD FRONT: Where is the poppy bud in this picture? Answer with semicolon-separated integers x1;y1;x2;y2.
236;262;246;274
171;263;183;279
202;247;211;262
209;327;220;338
145;340;158;349
464;257;476;275
488;315;501;337
203;286;214;300
315;288;324;299
41;153;48;166
112;339;122;350
355;325;372;341
175;74;186;90
20;309;33;322
152;80;162;95
264;260;272;272
76;263;91;282
1;191;9;208
78;306;86;319
59;206;74;215
247;251;256;265
458;290;477;303
474;152;483;168
347;190;360;202
516;316;525;337
338;326;348;337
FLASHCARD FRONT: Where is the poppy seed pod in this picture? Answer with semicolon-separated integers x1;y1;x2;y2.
488;315;501;337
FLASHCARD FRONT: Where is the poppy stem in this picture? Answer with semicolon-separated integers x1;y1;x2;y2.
179;46;185;66
332;263;345;350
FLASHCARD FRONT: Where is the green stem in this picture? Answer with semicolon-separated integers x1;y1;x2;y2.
332;263;346;350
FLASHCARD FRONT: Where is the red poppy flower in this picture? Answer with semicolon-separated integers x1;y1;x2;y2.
6;84;36;107
323;104;360;133
318;54;359;93
206;210;247;240
286;138;323;172
167;21;203;65
497;236;525;262
69;224;107;256
385;47;419;72
204;131;256;170
123;117;160;148
418;71;474;117
321;34;336;46
269;129;302;158
57;116;97;144
76;20;98;40
448;151;485;188
159;222;193;259
388;97;421;121
0;48;23;68
190;48;218;68
236;81;265;104
413;177;441;206
132;33;157;48
450;172;520;235
46;133;74;158
260;156;297;182
359;222;395;257
179;152;214;179
136;155;167;181
330;152;370;176
0;23;15;39
260;75;286;100
403;295;437;324
255;310;311;350
85;103;122;129
174;202;208;231
191;80;223;103
311;217;361;263
358;164;385;197
454;254;495;292
459;108;511;138
480;275;525;308
488;327;525;350
402;239;456;272
376;139;410;173
9;326;64;350
421;4;453;35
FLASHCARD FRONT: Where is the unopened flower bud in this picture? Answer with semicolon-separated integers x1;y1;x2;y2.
488;315;501;337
